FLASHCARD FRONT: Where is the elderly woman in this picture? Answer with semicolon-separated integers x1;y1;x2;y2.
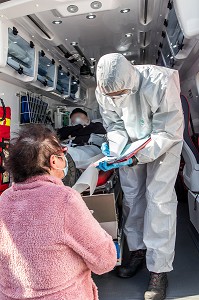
0;124;117;300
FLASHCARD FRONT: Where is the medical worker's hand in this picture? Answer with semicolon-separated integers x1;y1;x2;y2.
98;158;136;172
101;142;110;157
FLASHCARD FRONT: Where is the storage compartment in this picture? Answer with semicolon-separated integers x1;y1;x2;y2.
37;51;56;89
174;0;199;38
0;21;36;81
166;5;184;57
188;190;199;234
82;193;118;239
70;79;80;101
161;35;175;68
7;27;35;77
164;2;197;60
56;67;71;97
70;80;86;102
83;191;123;266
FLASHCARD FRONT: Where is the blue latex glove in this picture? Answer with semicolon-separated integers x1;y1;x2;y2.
101;142;110;157
98;158;133;172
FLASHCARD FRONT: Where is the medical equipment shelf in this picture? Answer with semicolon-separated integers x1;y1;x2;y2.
18;91;48;125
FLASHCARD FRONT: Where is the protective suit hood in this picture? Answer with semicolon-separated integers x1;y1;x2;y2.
96;53;139;94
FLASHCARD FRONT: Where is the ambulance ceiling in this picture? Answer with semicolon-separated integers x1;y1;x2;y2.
0;0;169;83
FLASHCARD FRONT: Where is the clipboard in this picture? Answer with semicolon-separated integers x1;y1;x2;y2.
93;136;151;167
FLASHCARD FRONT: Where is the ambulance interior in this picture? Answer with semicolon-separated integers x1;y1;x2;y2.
0;0;199;299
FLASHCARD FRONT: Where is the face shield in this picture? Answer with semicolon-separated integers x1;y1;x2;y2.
71;114;90;126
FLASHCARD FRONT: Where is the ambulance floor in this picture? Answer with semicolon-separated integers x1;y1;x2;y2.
93;202;199;300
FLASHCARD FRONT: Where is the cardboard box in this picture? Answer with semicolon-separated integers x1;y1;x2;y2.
82;193;118;239
188;190;199;234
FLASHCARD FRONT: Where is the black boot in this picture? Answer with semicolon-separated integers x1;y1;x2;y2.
117;249;146;278
144;272;168;300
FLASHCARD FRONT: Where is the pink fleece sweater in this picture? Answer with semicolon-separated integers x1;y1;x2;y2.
0;175;117;300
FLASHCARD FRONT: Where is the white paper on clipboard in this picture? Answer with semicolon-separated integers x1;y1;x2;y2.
93;136;151;167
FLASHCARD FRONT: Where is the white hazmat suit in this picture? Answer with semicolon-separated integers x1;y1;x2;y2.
96;53;184;273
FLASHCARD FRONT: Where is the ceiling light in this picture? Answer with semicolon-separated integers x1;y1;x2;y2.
32;35;34;38
173;45;177;48
125;33;133;37
47;64;51;67
67;5;78;13
65;38;68;41
123;51;133;56
131;60;135;64
71;41;78;46
120;8;130;13
90;1;102;9
60;72;64;75
35;4;39;7
90;57;96;61
13;41;17;44
86;14;96;19
58;59;61;62
52;20;62;25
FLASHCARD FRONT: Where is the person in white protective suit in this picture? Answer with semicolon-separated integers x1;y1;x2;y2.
96;53;184;300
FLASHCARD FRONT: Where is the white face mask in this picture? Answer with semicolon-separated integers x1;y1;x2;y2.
112;93;129;107
73;117;84;125
107;93;130;108
72;117;89;126
55;155;68;178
